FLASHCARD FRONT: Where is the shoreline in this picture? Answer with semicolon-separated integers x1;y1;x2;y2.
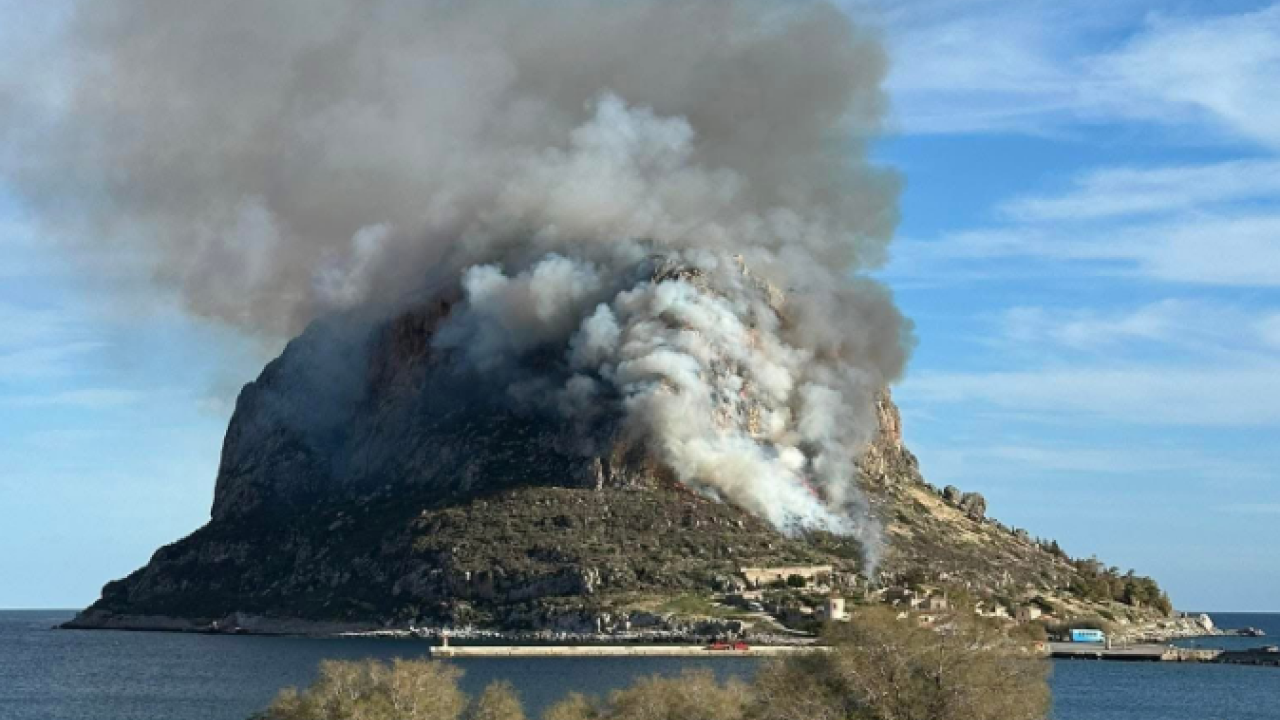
58;611;818;646
1107;613;1268;645
58;610;1266;650
58;619;1280;667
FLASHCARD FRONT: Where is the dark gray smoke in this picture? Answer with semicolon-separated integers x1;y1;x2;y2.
2;0;913;565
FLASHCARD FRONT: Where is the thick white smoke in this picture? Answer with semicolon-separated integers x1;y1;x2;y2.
1;0;912;564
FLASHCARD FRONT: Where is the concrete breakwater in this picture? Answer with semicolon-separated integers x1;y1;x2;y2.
1046;642;1280;665
1048;642;1220;662
1217;649;1280;667
429;644;820;658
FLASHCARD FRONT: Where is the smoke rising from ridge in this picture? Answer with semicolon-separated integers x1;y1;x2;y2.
2;0;913;562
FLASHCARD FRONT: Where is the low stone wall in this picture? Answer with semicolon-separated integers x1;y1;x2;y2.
739;566;834;588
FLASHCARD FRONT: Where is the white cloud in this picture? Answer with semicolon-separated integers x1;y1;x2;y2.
912;441;1268;483
998;300;1276;358
0;300;78;347
1001;303;1175;349
923;159;1280;288
0;341;103;381
0;298;104;381
1130;215;1280;287
1257;313;1280;349
881;6;1081;134
904;365;1280;426
1000;159;1280;223
4;388;140;409
865;0;1104;135
889;212;1280;288
1218;503;1280;516
1090;4;1280;150
869;0;1280;146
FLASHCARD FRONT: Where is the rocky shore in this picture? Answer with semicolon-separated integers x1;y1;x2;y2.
1114;615;1221;644
60;609;376;636
60;608;808;645
1110;613;1268;645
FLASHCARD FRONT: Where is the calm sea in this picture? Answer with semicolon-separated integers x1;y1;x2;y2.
1;611;1277;720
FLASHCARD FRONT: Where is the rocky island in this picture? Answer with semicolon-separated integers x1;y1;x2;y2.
65;286;1176;640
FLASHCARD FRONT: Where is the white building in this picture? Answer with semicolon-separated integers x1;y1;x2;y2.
818;595;847;622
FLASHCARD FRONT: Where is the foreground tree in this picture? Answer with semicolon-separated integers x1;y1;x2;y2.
542;670;748;720
468;681;527;720
755;607;1051;720
254;658;479;720
251;609;1049;720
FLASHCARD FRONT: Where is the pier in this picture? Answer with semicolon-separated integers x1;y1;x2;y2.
428;644;819;658
1048;642;1221;662
1217;649;1280;667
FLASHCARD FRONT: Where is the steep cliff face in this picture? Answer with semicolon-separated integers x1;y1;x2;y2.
210;300;668;526
67;303;1116;632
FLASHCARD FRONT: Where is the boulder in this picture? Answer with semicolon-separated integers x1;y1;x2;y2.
959;492;987;520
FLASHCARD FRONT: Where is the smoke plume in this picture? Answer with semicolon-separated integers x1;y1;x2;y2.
2;0;913;560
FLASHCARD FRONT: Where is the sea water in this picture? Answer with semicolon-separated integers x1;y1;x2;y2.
2;611;1277;720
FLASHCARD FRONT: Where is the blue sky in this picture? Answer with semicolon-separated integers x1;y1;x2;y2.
2;0;1278;611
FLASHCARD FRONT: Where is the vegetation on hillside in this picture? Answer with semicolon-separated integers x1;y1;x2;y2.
1063;557;1172;615
83;384;1173;632
252;608;1050;720
91;484;852;628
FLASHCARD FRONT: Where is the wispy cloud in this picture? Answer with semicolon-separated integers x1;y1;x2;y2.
0;299;104;381
0;341;104;381
890;211;1280;288
1122;215;1280;287
1218;503;1280;516
1001;303;1180;350
880;2;1083;135
1257;313;1280;350
905;365;1280;426
1089;4;1280;150
910;440;1269;484
4;388;141;409
999;159;1280;223
998;300;1275;359
0;300;78;346
914;157;1280;288
872;1;1280;146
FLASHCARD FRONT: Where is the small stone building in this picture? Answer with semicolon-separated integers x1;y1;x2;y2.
921;595;950;612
